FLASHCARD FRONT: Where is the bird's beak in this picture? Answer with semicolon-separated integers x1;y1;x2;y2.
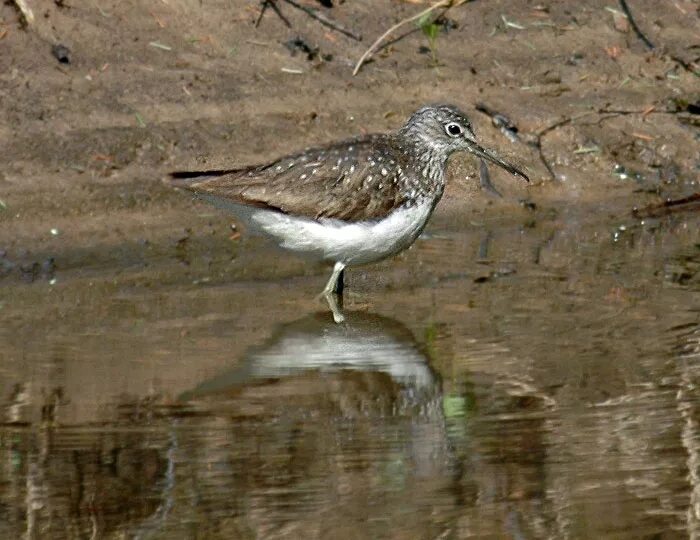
466;139;529;182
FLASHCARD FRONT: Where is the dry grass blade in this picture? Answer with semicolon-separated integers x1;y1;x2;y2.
352;0;467;76
12;0;34;26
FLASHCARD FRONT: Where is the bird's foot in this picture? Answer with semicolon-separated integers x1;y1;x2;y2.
318;291;345;324
318;262;346;323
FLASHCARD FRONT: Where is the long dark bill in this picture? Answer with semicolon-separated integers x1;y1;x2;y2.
467;141;529;182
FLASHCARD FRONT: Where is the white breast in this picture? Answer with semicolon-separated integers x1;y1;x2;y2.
250;201;436;266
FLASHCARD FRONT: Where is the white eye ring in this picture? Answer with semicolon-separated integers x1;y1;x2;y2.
445;122;463;137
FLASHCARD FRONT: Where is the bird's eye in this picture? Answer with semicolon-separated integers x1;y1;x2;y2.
445;122;463;137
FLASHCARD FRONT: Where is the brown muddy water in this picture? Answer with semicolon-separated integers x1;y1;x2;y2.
1;191;699;539
2;0;700;538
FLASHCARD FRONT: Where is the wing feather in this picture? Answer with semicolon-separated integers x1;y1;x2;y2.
169;135;409;222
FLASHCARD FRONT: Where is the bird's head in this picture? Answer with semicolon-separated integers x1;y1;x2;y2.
400;104;528;181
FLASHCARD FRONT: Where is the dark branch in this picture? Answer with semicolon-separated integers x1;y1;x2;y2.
256;0;292;28
632;193;700;218
282;0;362;41
618;0;655;50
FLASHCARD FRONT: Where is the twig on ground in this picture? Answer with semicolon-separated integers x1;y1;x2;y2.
595;107;683;116
475;103;521;143
500;14;525;30
618;0;698;74
531;105;693;180
534;139;559;181
256;0;291;28
353;0;466;76
149;41;172;51
668;55;699;75
12;0;34;26
618;0;654;50
632;193;700;218
531;114;592;180
283;0;361;41
255;0;269;27
376;26;422;55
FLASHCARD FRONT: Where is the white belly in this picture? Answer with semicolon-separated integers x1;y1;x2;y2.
250;201;436;266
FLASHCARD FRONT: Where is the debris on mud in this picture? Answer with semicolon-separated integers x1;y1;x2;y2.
284;36;331;61
667;96;700;116
11;0;34;26
353;0;468;75
475;103;521;143
633;193;700;219
19;260;48;283
613;164;645;183
617;0;655;50
1;249;56;284
50;43;71;63
433;15;458;33
257;0;361;41
473;267;517;284
519;199;537;212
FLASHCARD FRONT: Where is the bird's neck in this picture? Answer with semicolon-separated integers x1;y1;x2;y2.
412;142;449;194
396;130;450;185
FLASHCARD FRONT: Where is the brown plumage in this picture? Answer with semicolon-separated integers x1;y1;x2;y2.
170;134;414;222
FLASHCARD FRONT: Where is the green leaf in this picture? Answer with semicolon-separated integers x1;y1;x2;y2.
423;22;439;40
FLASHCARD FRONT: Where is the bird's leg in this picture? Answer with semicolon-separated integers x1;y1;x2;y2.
321;261;346;297
319;262;346;323
334;268;345;296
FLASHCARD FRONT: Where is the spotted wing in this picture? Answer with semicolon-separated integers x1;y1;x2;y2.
169;135;410;222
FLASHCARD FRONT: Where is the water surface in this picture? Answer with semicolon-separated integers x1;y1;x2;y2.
1;196;699;539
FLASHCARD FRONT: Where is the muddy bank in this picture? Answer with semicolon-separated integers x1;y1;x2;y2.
1;1;698;273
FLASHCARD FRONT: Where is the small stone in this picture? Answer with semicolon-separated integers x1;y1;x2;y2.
51;44;71;64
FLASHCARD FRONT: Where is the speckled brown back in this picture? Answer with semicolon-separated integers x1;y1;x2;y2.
170;134;438;222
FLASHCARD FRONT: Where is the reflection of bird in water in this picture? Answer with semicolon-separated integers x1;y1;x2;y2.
183;311;438;402
174;311;457;536
4;311;561;538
